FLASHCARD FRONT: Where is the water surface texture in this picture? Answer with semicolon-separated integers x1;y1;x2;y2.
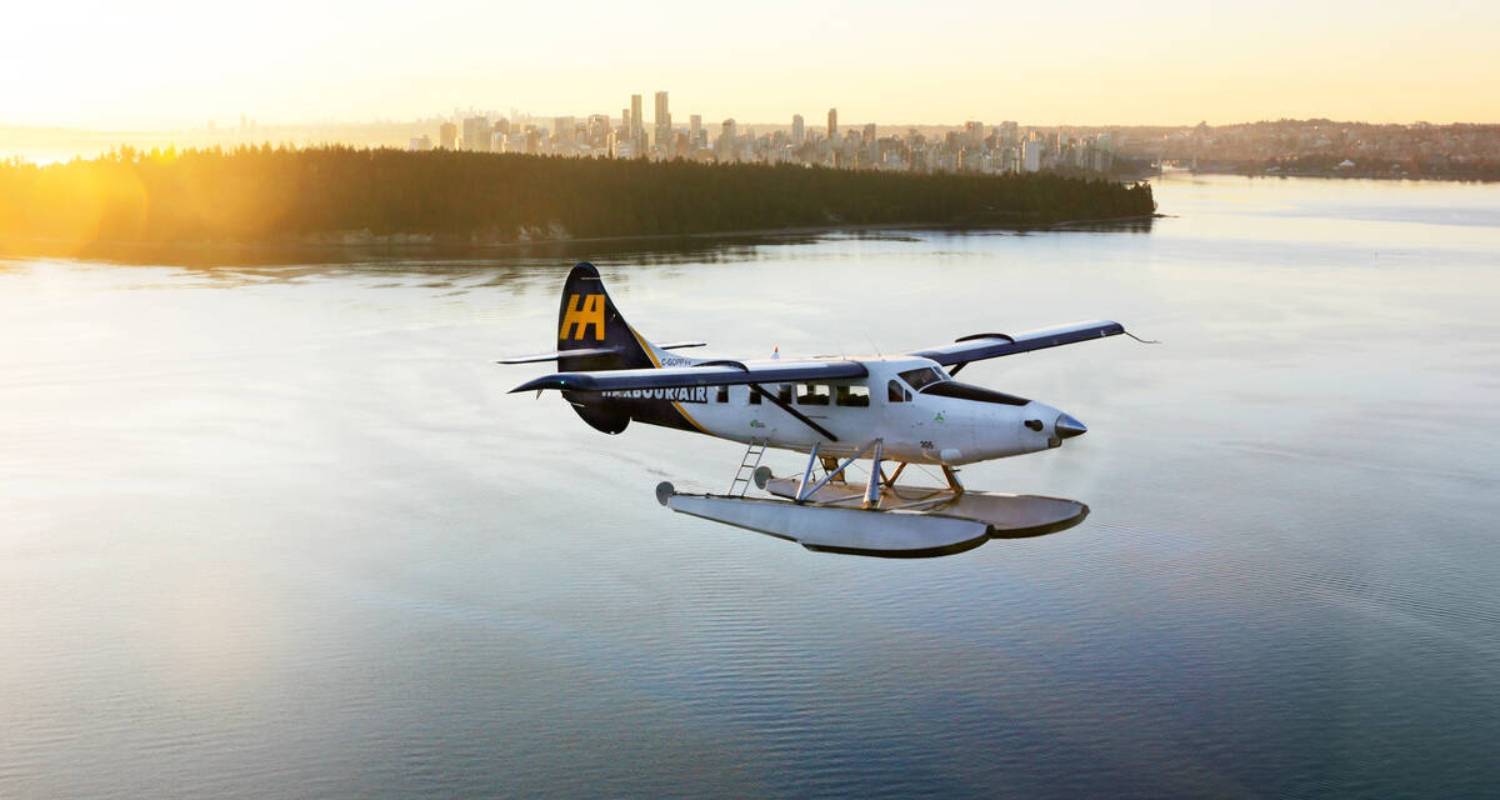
3;176;1499;798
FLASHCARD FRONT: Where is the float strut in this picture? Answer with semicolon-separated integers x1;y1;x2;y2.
794;442;821;505
942;465;965;496
863;440;884;510
798;440;881;504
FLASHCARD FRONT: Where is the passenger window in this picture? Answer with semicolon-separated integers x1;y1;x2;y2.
797;384;830;406
777;384;793;404
836;385;870;407
749;387;762;405
716;385;729;403
888;380;906;403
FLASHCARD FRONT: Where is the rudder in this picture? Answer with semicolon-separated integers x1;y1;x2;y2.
556;262;653;372
556;262;652;434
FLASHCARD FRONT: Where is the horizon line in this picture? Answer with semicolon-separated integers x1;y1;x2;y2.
5;116;1500;134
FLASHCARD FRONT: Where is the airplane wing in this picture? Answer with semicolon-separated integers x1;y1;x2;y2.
509;358;868;393
909;320;1125;369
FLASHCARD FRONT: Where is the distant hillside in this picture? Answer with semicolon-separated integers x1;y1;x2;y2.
0;146;1155;254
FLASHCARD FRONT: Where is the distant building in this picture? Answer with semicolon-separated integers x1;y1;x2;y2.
827;108;837;140
408;135;432;152
792;114;805;145
553;116;576;147
689;114;702;148
587;114;611;147
439;122;458;150
462;116;490;152
964;121;985;148
999;121;1019;148
1023;136;1043;173
718;118;737;161
630;94;643;144
654;91;671;154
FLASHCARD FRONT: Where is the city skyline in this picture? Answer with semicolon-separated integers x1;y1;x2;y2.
4;0;1498;130
389;95;1500;183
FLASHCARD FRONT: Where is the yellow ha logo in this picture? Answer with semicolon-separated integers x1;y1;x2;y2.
559;294;606;341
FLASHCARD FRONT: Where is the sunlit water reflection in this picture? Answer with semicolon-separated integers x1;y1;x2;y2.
2;175;1498;797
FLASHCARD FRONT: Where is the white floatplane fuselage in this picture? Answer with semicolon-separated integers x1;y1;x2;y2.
607;338;1084;466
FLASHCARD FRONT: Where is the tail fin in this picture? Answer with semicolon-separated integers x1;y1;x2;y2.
555;262;655;435
557;262;654;373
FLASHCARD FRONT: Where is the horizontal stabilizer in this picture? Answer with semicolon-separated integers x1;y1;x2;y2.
496;347;619;365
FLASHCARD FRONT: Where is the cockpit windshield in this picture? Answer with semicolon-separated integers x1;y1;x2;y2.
898;367;950;392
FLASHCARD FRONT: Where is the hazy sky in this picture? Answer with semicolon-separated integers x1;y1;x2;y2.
4;0;1496;128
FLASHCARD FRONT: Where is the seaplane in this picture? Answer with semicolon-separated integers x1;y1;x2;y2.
501;262;1146;558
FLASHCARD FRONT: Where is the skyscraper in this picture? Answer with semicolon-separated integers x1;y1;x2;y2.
964;121;985;148
439;121;457;150
689;114;702;147
827;108;837;140
792;114;805;145
587;114;610;147
718;118;737;161
463;115;490;152
1023;136;1043;172
554;116;576;147
654;91;671;153
630;94;643;142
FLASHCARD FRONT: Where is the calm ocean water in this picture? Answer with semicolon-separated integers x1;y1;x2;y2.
2;175;1498;798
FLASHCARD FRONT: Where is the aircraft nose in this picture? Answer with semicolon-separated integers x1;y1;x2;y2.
1055;413;1087;439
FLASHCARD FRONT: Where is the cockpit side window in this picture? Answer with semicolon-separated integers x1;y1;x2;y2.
898;367;949;392
888;379;907;403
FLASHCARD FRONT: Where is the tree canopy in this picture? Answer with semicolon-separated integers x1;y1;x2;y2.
0;146;1155;254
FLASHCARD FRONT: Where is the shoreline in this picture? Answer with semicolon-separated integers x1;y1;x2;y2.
1165;169;1500;184
0;214;1160;266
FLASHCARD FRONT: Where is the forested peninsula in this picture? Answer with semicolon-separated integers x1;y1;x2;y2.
0;146;1155;254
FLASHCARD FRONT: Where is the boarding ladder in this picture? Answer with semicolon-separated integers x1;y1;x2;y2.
727;439;768;497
